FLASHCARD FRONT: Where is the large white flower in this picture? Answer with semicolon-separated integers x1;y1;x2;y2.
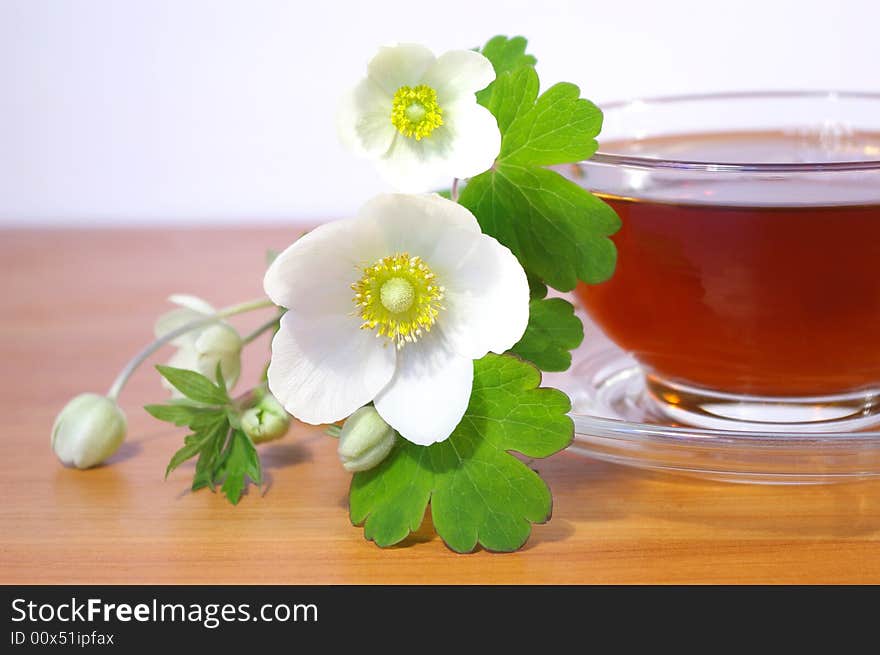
264;194;529;445
337;44;501;192
154;295;243;395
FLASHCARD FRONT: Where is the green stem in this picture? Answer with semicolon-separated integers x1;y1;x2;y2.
241;313;283;346
231;382;268;411
106;297;275;401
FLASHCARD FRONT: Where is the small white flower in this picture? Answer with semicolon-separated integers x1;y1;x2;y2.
264;193;529;445
154;295;243;394
337;43;501;192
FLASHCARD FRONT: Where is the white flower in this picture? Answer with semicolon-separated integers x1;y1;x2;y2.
52;393;126;469
337;43;501;192
264;193;529;446
154;295;243;394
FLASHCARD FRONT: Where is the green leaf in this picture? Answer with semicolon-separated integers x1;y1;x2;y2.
511;298;584;371
476;35;537;107
216;430;262;505
349;442;434;547
165;438;203;478
429;433;551;553
482;65;540;133
527;272;548;300
214;361;227;393
461;164;619;290
164;416;227;478
480;35;538;77
144;402;217;427
350;354;572;553
192;451;216;492
499;79;602;167
148;379;262;503
155;365;229;405
461;62;619;292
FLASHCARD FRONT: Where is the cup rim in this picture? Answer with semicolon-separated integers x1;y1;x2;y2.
593;90;880;172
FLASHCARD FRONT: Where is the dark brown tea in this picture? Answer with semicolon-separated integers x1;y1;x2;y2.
575;131;880;397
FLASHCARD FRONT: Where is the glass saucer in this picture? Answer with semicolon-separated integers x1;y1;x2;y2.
547;315;880;485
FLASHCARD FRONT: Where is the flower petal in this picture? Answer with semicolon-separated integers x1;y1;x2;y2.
168;294;215;315
375;103;500;190
374;330;473;445
435;232;530;359
373;132;451;192
264;217;383;316
357;193;480;262
155;296;214;345
367;43;436;96
154;308;204;346
267;311;396;425
194;324;243;388
422;49;496;103
437;101;502;179
336;78;395;157
194;324;241;357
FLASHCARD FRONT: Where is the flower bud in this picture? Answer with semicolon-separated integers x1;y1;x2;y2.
51;393;127;469
155;296;243;395
338;406;397;472
190;323;243;386
241;392;291;444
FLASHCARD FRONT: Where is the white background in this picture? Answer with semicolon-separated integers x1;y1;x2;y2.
1;0;877;226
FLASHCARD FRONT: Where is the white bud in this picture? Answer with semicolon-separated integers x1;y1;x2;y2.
338;406;397;473
241;392;291;444
51;393;126;469
190;323;243;384
155;296;243;395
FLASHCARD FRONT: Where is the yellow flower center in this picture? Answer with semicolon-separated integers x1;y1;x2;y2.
390;84;443;140
352;253;445;349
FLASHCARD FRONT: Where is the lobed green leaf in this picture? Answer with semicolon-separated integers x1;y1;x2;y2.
511;298;584;371
497;80;602;167
349;442;434;548
350;354;572;553
476;35;537;107
461;164;619;291
483;66;540;133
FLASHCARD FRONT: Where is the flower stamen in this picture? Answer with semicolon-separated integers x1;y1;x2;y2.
390;84;443;140
352;253;445;349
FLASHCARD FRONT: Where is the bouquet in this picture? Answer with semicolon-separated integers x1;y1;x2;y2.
51;36;619;553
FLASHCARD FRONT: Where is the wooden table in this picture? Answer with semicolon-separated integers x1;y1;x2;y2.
2;228;879;584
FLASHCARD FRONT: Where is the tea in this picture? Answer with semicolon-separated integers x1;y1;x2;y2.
575;130;880;397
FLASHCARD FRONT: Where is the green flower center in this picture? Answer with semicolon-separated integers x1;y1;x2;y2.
352;253;445;349
380;277;415;314
390;84;443;140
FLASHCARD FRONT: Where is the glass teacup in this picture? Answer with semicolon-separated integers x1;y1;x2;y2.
572;92;880;431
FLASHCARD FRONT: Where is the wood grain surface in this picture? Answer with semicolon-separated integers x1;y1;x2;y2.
1;227;879;584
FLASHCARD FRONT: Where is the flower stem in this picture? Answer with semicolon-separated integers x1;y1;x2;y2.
106;297;276;401
451;178;460;203
231;382;268;411
241;313;283;346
